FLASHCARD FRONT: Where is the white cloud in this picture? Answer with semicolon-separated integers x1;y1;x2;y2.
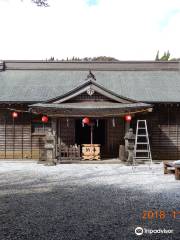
0;0;180;60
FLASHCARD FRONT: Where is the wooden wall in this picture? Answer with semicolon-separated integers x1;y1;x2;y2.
2;105;180;160
0;111;46;159
134;105;180;160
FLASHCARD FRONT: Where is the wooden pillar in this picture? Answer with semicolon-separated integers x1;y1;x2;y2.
30;113;32;159
124;120;130;159
125;121;130;133
51;118;57;154
21;112;24;159
51;118;57;136
57;119;61;145
13;117;15;159
90;124;93;144
4;114;6;159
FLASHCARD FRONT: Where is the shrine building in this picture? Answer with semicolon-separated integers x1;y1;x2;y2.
0;60;180;161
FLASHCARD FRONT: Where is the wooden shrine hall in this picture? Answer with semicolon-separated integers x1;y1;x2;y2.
0;60;180;161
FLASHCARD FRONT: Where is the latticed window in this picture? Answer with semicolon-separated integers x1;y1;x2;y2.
31;115;51;133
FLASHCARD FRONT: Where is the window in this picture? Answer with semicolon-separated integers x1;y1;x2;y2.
31;115;51;133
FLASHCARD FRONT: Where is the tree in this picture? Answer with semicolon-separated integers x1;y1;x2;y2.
155;50;159;61
155;50;170;61
28;0;49;7
68;56;119;62
161;51;170;61
170;58;180;61
48;56;55;61
45;56;120;62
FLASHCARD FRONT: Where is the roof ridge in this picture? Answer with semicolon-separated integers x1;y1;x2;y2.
2;60;180;71
3;60;180;63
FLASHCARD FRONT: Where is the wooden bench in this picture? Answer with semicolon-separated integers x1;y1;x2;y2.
163;161;180;180
175;165;180;180
163;161;175;174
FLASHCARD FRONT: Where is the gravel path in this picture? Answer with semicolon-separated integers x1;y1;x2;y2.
0;161;180;240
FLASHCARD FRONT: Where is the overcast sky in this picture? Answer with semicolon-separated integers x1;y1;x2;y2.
0;0;180;60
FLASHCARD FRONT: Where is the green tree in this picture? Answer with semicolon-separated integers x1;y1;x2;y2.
155;51;171;61
170;58;180;61
161;51;170;60
155;50;159;61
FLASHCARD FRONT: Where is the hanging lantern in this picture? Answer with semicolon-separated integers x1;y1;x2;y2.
12;111;18;118
42;116;48;123
125;115;132;122
82;117;90;125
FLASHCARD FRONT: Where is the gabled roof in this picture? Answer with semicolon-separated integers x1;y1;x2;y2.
46;78;137;104
0;60;180;103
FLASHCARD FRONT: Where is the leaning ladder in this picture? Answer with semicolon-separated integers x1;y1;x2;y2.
133;120;152;167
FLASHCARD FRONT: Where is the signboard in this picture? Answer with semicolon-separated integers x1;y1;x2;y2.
82;144;100;160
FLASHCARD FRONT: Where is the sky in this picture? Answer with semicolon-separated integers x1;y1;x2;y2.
0;0;180;60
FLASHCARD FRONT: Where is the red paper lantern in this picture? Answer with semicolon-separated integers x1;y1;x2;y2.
12;112;18;118
42;116;48;123
82;117;90;125
125;115;132;122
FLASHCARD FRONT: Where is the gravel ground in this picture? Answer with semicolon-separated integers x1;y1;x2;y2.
0;161;180;240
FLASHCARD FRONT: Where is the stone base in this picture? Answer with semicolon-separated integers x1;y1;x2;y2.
44;159;57;166
37;160;46;164
119;145;126;161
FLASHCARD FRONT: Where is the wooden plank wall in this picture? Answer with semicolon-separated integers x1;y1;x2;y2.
107;118;125;157
151;105;180;160
0;111;45;159
2;105;180;160
0;115;5;158
134;105;180;160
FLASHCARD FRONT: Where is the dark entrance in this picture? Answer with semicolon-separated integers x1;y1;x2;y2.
75;119;106;146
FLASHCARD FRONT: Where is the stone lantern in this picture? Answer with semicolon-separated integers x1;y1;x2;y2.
124;128;135;164
44;129;56;165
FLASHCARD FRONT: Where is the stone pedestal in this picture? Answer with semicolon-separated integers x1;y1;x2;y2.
119;145;125;161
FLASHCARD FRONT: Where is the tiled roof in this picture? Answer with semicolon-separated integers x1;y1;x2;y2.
29;102;151;117
0;61;180;103
30;102;151;109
